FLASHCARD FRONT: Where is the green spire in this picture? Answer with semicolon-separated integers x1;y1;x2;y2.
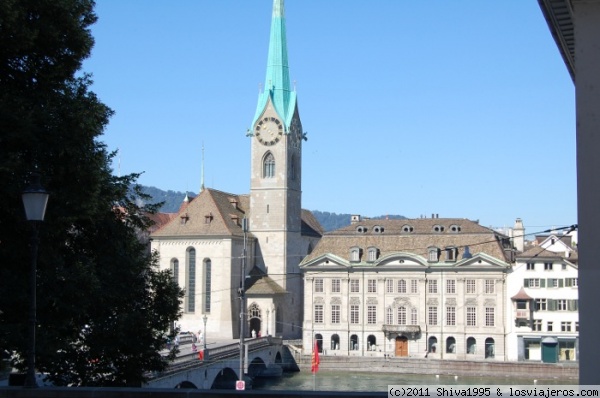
251;0;297;130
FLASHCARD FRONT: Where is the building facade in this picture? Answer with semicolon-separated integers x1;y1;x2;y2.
150;0;322;340
506;229;579;363
300;216;513;361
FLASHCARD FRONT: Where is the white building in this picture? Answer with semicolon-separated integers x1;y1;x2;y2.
506;225;579;363
300;216;513;361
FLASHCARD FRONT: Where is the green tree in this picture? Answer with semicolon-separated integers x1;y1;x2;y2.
0;0;184;386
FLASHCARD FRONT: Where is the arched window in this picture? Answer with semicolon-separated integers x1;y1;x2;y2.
170;258;179;284
446;337;456;353
350;334;359;351
367;335;377;351
467;337;477;354
397;279;407;293
315;334;323;353
331;334;340;350
203;258;211;313
186;248;196;313
263;152;275;178
249;302;261;319
485;338;495;358
428;336;438;353
397;306;407;325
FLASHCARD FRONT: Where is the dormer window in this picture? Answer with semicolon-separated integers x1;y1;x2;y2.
230;215;240;226
367;247;379;262
229;198;239;209
445;247;457;262
428;247;440;262
180;213;190;225
449;224;461;233
350;247;362;262
356;226;368;234
373;225;384;234
205;213;213;224
401;225;414;233
433;224;445;233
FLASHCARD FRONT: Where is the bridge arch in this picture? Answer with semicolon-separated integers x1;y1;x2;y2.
210;367;238;390
247;356;267;378
175;380;198;389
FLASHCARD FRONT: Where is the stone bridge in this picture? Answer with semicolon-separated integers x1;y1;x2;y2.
145;336;296;389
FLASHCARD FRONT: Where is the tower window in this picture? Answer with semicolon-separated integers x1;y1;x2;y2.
263;152;275;178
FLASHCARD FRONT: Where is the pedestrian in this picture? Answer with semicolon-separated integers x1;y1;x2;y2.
257;330;261;338
251;329;256;338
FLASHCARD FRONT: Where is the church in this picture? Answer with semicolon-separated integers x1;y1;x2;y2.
150;0;322;340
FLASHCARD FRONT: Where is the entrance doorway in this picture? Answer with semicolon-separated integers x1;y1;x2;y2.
395;336;408;357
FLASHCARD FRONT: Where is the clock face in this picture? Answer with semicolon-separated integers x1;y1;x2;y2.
255;116;283;146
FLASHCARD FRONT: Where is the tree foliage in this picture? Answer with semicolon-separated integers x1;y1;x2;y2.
0;0;183;386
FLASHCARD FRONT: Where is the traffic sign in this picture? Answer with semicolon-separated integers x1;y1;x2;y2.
236;380;245;390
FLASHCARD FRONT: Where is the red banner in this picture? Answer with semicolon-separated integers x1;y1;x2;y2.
311;341;320;373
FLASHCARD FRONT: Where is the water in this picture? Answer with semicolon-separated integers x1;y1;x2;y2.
253;371;577;392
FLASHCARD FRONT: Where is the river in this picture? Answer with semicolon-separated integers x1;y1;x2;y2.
252;371;577;392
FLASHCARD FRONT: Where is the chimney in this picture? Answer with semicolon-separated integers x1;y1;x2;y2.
351;215;361;224
513;218;525;252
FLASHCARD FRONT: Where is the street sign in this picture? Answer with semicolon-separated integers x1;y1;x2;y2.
236;380;245;390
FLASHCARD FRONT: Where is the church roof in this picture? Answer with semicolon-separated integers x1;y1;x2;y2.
251;0;298;130
245;267;287;295
301;218;513;265
151;188;248;238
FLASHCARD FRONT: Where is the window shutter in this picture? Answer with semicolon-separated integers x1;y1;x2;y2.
565;278;572;287
540;279;546;288
548;299;557;311
559;279;564;288
524;279;529;288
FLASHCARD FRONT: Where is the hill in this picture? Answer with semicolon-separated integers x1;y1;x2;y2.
136;185;405;232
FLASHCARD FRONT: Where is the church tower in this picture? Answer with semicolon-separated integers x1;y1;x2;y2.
248;0;304;336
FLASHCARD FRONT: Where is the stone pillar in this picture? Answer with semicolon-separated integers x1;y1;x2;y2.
574;0;600;384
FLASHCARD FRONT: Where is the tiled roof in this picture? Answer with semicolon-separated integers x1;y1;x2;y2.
301;218;512;265
151;188;323;240
245;267;287;295
511;286;533;300
517;245;578;263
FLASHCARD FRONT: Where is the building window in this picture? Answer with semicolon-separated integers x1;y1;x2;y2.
547;321;553;332
525;278;542;288
350;305;360;324
331;304;340;324
544;262;553;271
446;337;457;353
397;279;407;294
548;278;561;288
386;307;393;324
446;306;456;326
485;338;495;358
186;247;196;313
350;334;359;351
204;258;211;313
428;248;439;262
350;247;360;262
397;306;407;325
533;319;542;331
445;247;457;261
314;304;323;324
467;337;477;354
367;247;378;262
561;321;572;332
411;279;418;294
314;278;323;293
466;279;476;294
368;279;377;293
526;262;535;271
428;280;438;294
367;305;377;324
428;306;438;326
576;322;580;332
263;152;275;178
485;307;495;326
350;279;360;293
467;307;476;326
566;278;578;287
446;279;456;294
331;334;340;350
535;298;547;311
485;280;495;294
170;258;179;285
411;307;418;325
386;279;394;293
557;299;567;311
331;279;341;293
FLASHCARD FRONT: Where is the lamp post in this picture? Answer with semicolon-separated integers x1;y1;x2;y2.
202;314;207;352
21;173;49;388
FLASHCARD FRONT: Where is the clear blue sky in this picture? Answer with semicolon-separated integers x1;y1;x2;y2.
83;1;576;233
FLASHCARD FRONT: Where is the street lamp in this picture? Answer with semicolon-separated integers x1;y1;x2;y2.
21;173;49;388
202;314;208;352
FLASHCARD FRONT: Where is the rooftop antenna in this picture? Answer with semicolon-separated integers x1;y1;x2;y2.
200;142;205;193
